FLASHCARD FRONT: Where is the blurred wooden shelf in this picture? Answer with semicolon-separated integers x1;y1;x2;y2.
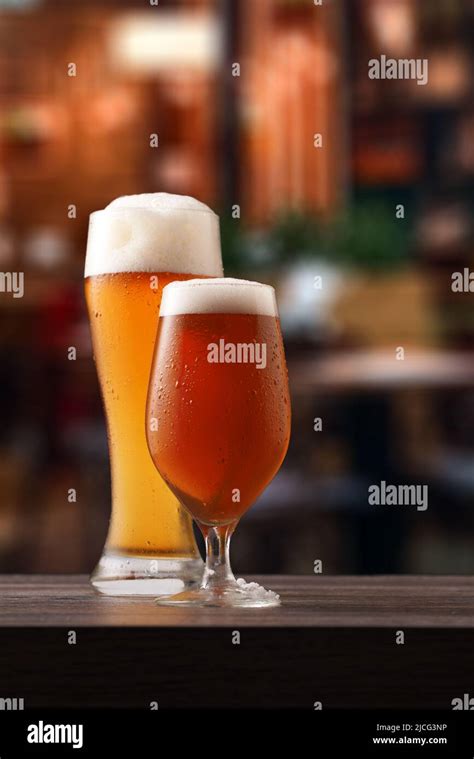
0;574;473;627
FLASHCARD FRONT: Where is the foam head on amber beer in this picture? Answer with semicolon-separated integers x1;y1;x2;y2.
148;276;290;531
159;278;278;317
84;193;223;278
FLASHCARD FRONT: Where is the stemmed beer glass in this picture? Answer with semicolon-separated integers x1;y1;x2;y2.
146;278;291;607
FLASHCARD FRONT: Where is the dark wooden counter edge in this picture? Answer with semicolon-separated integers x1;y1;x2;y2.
0;575;473;627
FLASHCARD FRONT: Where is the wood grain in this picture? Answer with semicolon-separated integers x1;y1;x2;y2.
0;574;473;627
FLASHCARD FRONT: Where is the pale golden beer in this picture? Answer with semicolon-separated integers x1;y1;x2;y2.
86;271;199;554
85;194;223;594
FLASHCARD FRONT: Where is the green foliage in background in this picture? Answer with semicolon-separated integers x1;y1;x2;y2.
220;201;410;275
324;202;410;271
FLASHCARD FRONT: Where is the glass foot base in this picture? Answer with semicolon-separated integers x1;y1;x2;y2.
155;578;281;608
90;551;203;596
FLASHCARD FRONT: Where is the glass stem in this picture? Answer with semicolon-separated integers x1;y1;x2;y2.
199;522;238;590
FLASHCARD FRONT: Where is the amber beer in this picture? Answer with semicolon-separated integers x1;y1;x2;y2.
147;279;291;527
85;194;223;594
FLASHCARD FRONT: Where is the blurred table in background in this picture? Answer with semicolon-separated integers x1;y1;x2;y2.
290;350;474;392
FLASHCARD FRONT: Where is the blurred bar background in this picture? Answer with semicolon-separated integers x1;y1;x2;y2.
0;0;472;574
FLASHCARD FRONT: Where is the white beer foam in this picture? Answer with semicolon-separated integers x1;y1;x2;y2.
84;193;223;278
160;278;278;317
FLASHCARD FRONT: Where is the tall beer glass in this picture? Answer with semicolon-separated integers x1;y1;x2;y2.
146;278;291;607
85;194;223;594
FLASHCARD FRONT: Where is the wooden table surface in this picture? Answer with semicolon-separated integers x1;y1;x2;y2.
0;574;473;627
